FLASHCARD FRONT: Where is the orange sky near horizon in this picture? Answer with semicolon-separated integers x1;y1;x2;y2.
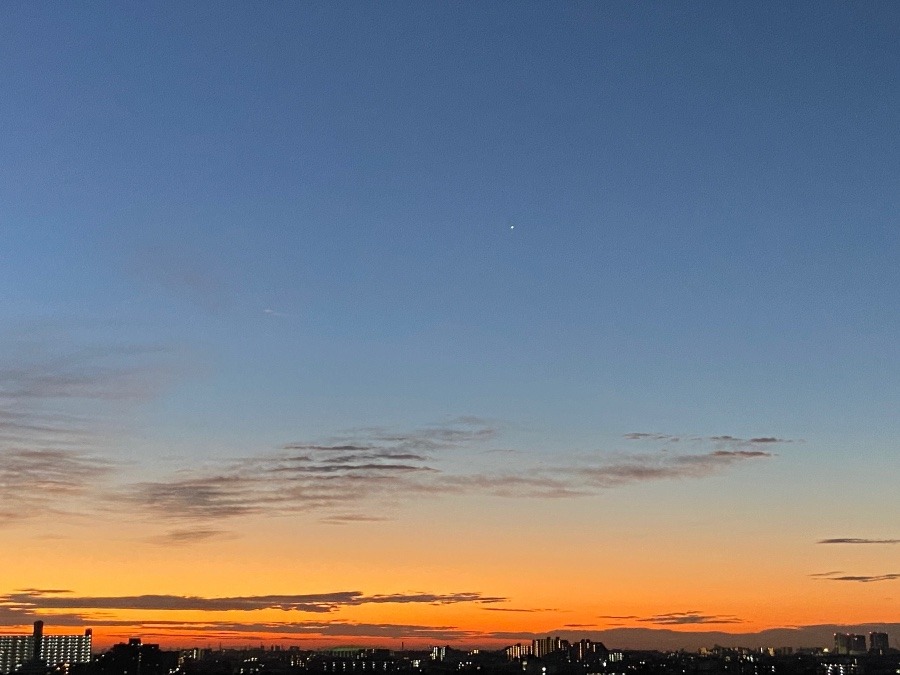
4;485;898;651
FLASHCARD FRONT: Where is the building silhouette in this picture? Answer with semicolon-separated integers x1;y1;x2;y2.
92;638;177;675
834;633;867;655
0;622;91;674
869;632;889;654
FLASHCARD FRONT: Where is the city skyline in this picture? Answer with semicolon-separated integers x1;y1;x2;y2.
1;618;899;653
1;2;899;652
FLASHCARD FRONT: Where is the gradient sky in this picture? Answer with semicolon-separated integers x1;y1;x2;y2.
1;1;899;651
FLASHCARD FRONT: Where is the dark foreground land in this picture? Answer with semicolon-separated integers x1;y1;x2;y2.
49;639;900;675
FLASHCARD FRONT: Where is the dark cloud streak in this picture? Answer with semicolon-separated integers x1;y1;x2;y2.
3;590;507;615
817;538;900;545
635;611;744;625
813;572;900;583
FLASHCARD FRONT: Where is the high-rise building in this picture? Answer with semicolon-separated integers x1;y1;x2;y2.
0;634;32;675
530;636;568;658
869;632;889;654
569;639;608;664
41;630;92;667
505;643;532;660
0;621;92;674
834;633;867;655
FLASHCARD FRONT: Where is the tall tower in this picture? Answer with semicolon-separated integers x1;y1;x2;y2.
32;621;44;662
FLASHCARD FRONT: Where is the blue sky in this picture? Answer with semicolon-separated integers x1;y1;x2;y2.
2;3;898;453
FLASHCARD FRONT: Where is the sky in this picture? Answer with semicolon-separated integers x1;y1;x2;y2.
1;1;899;652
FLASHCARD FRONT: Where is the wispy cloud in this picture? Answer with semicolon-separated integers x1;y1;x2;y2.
146;529;234;546
812;572;900;583
481;607;557;613
123;420;494;524
0;448;108;493
623;433;678;442
16;589;74;595
0;343;173;402
576;449;773;489
0;342;786;540
319;514;393;526
635;611;744;625
441;473;586;499
0;335;178;528
817;538;900;545
123;425;780;532
0;448;111;524
707;435;790;445
625;433;792;447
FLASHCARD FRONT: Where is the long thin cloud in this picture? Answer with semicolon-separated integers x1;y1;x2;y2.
624;433;793;446
2;590;507;615
634;611;743;625
145;529;233;546
481;607;557;613
578;449;773;488
817;538;900;545
811;571;900;583
97;620;485;642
